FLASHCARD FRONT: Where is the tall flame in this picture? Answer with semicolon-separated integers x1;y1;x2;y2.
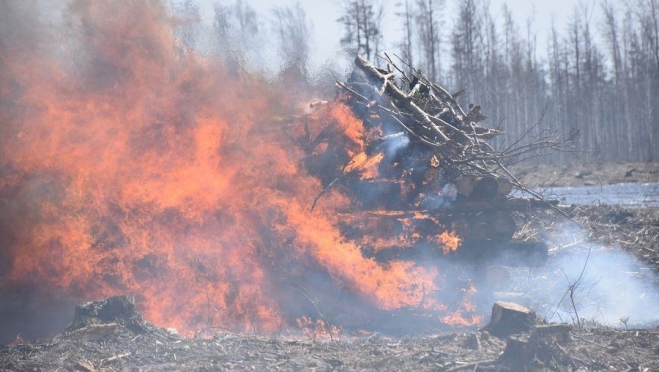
0;0;480;337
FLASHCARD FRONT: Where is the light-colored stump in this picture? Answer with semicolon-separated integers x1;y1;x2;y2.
485;301;536;338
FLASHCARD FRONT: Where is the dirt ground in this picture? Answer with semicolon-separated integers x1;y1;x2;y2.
511;161;659;188
1;315;657;372
1;163;658;371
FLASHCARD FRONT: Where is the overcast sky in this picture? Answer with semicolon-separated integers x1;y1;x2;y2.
196;0;590;69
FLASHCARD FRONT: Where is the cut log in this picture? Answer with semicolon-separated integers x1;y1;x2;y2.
471;176;499;201
502;197;531;210
484;301;536;338
489;211;517;241
454;198;531;212
454;198;530;212
466;211;516;242
345;179;403;209
303;55;564;274
484;266;511;291
496;178;513;196
456;176;476;196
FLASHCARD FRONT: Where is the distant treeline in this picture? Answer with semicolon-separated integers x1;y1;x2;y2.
179;0;659;163
337;0;659;163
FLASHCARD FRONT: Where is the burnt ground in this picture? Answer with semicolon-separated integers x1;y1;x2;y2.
1;162;659;371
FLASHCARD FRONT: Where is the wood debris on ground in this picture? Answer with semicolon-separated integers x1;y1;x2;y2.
1;296;658;371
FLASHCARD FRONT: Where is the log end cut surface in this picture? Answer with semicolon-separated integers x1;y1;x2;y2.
485;301;537;338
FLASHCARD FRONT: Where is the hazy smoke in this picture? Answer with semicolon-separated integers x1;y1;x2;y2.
512;226;659;327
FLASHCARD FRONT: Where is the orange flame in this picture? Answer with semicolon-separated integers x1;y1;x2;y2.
296;316;341;341
343;152;384;179
0;1;481;336
8;334;25;348
434;231;462;254
441;281;483;326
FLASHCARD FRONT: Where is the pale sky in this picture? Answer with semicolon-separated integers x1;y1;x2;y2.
196;0;589;70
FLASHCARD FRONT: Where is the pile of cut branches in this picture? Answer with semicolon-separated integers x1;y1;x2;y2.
335;55;573;204
301;55;575;257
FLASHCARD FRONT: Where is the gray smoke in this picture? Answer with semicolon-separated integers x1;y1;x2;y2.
508;226;659;328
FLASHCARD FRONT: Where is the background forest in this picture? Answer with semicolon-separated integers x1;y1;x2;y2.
176;0;659;164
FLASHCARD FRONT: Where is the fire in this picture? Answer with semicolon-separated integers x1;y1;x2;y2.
8;334;24;348
343;152;384;179
435;231;461;254
0;1;481;337
441;281;483;326
296;316;341;341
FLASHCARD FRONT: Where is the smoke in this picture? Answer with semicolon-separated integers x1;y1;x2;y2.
510;226;659;327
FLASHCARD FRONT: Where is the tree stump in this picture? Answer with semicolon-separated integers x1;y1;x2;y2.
492;292;531;308
484;301;536;338
500;324;572;367
502;333;533;361
69;295;142;330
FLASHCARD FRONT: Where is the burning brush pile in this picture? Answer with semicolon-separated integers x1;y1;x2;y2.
0;1;563;345
302;55;557;269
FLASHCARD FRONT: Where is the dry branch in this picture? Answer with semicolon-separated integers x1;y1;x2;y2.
335;55;566;208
